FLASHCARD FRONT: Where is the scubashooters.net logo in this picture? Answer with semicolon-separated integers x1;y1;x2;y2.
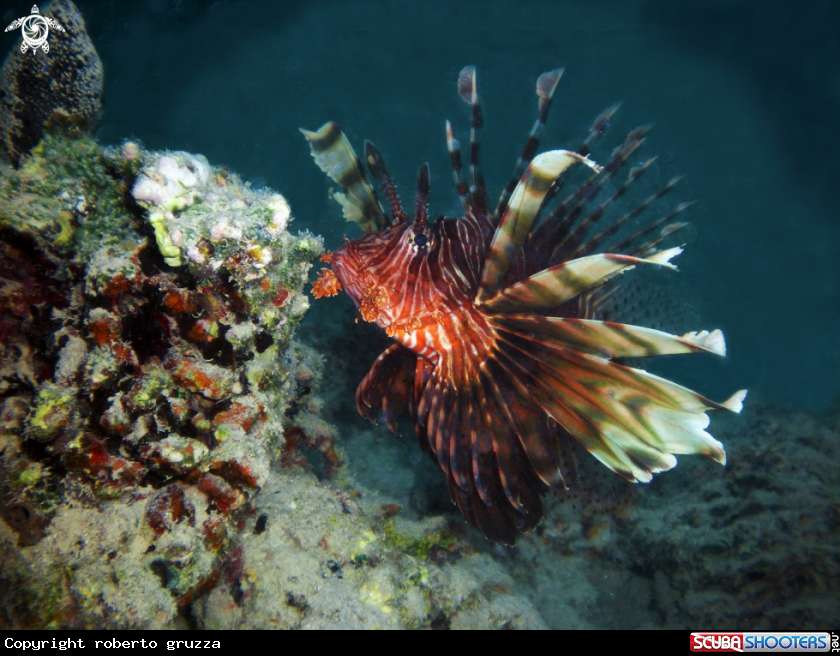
690;632;835;653
4;5;65;54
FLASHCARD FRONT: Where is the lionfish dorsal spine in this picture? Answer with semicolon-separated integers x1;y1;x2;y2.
414;163;431;227
564;157;659;259
544;128;650;261
364;140;408;223
300;122;389;232
577;103;621;157
492;68;564;224
445;120;473;216
617;200;695;259
476;150;601;305
457;66;489;216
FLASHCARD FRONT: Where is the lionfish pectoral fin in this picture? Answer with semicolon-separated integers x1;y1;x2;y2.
492;315;729;360
477;150;601;305
490;323;740;483
300;123;388;232
482;248;682;314
415;353;545;544
481;357;568;490
355;344;417;433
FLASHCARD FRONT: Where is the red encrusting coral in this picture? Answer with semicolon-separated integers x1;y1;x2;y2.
281;423;340;480
145;485;194;538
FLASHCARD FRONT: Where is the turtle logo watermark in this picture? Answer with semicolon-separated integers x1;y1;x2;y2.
4;5;65;54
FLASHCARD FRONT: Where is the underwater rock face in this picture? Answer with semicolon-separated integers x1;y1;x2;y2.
195;469;547;630
0;0;103;166
0;129;325;627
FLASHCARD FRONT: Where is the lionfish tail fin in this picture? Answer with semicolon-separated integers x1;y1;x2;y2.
301;123;388;232
488;315;737;483
477;149;601;304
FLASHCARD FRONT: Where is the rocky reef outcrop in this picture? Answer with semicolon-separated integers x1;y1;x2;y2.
0;125;329;627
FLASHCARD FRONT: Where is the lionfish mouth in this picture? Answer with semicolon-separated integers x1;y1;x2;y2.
302;66;746;544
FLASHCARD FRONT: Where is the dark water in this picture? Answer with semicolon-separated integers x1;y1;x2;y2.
7;0;839;628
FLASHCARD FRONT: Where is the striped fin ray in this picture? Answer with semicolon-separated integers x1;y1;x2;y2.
445;120;473;215
355;344;417;432
364;141;407;222
482;355;568;489
529;126;648;262
492;332;744;483
477;150;601;305
545;127;650;262
493;68;564;224
414;163;431;226
301;122;388;232
619;201;695;257
578;103;621;157
457;66;489;216
491;314;727;359
416;345;545;544
481;247;682;314
560;157;657;258
571;171;683;259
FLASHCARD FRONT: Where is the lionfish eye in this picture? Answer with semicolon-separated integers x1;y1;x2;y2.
412;233;428;248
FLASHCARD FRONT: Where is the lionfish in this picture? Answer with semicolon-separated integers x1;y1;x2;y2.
304;67;746;544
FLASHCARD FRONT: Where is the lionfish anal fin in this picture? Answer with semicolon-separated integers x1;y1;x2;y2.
301;122;388;233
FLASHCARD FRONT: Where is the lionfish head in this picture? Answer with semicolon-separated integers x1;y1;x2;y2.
303;122;436;322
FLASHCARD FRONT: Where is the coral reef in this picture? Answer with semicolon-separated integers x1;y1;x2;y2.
0;0;103;165
0;126;323;627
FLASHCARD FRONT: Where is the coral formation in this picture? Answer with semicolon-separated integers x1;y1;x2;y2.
0;0;103;166
0;124;324;627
